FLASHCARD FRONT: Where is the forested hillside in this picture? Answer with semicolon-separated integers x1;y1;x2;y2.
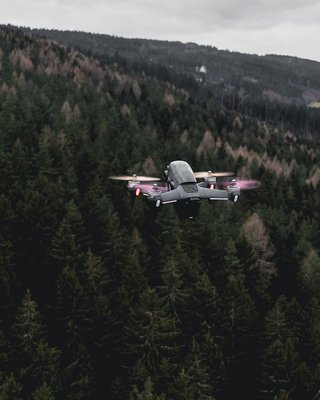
23;27;320;139
0;25;320;399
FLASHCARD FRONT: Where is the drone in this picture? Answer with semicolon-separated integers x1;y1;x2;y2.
109;160;260;219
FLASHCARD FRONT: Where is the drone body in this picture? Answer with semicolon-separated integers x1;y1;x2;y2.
109;160;260;219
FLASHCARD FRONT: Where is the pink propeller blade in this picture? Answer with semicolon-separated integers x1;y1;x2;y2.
128;182;169;195
220;179;261;190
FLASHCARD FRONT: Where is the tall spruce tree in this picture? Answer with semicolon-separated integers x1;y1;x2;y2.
123;288;180;392
12;289;61;397
259;296;299;399
0;373;22;400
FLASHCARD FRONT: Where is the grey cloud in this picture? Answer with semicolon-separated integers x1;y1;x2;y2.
142;0;320;30
1;0;320;61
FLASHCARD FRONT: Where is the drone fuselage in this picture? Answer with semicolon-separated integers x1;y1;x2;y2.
166;160;197;187
165;161;201;219
162;161;240;219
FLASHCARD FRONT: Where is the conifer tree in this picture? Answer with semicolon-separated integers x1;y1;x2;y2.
0;236;15;308
0;373;22;400
117;228;148;304
79;250;117;393
172;337;215;400
298;247;320;295
61;319;95;400
0;330;13;382
158;257;189;322
13;289;46;354
51;200;88;274
31;382;55;400
301;298;320;397
130;377;166;400
240;213;276;304
124;288;180;389
220;275;257;397
199;328;226;397
12;289;61;396
91;196;128;275
0;91;18;149
259;296;299;399
191;273;221;337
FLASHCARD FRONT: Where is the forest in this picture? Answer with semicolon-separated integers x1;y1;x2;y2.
0;25;320;399
24;26;320;139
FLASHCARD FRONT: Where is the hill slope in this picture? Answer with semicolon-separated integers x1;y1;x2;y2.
24;27;320;106
20;26;320;139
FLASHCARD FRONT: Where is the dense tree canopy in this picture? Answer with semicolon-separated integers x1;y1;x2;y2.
0;26;320;399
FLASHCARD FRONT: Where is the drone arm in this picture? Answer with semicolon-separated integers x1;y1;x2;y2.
147;188;180;206
200;188;229;200
200;186;240;202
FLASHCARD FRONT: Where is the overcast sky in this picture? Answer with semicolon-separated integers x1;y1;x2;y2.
2;0;320;62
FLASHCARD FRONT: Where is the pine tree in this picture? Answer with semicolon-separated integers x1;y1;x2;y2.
56;250;112;398
298;247;320;295
192;273;221;334
0;91;18;149
130;377;166;400
91;196;129;280
12;289;61;396
61;319;95;400
117;228;148;305
56;265;83;315
220;275;257;398
200;328;226;397
0;330;14;382
50;200;88;274
224;238;244;283
0;374;22;400
158;257;189;322
0;236;15;308
172;337;215;400
301;298;320;397
31;382;55;400
13;289;46;354
124;288;180;390
259;296;299;399
240;213;276;303
79;250;117;395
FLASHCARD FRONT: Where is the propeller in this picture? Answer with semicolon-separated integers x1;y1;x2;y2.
194;171;235;179
222;178;261;190
108;174;161;182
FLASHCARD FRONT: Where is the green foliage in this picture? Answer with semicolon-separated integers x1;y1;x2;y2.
124;287;180;386
130;377;166;400
11;289;61;396
31;382;55;400
0;374;22;400
172;337;216;400
13;289;47;353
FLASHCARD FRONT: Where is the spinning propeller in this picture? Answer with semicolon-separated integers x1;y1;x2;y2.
194;171;235;178
109;174;161;182
220;178;261;190
211;178;261;190
194;170;260;190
